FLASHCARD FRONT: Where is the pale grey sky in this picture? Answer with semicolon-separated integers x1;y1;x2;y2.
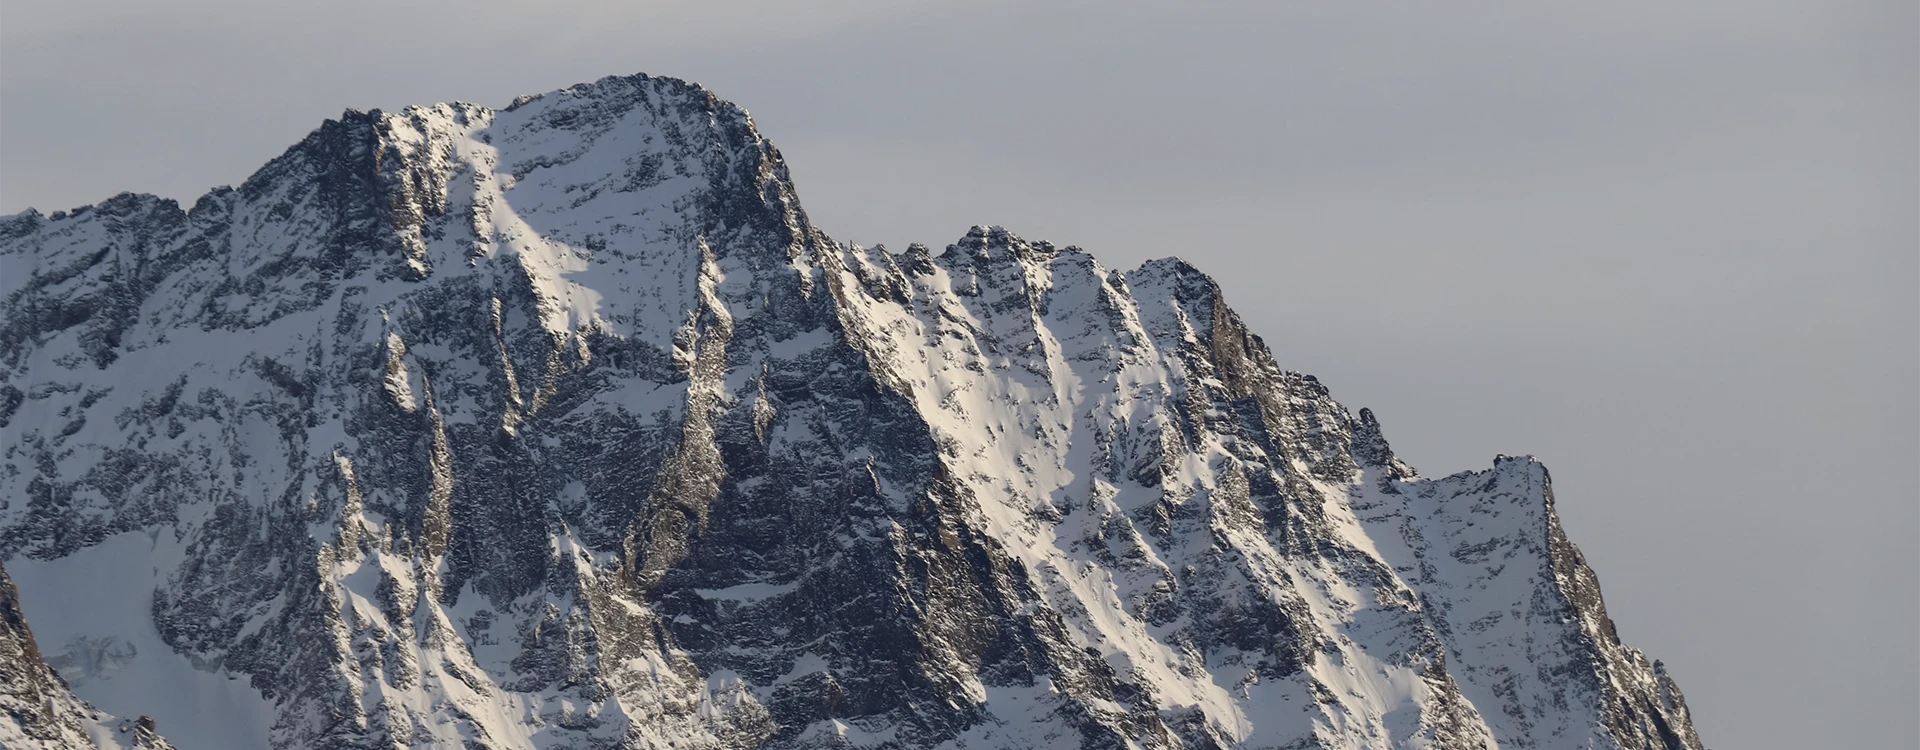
3;2;1915;747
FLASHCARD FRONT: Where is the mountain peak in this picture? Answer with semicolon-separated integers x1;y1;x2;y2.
0;72;1703;750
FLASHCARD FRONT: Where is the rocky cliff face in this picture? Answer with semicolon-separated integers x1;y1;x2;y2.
0;73;1704;750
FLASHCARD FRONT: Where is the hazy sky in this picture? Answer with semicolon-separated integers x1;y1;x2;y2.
3;2;1915;747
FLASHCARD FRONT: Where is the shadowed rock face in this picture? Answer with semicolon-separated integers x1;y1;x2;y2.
0;73;1704;750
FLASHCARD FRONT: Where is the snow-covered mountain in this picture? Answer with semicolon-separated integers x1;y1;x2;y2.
0;73;1704;750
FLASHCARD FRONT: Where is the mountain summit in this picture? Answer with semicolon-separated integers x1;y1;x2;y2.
0;73;1703;750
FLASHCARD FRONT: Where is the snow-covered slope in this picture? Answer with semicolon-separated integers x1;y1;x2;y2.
0;73;1704;750
1;557;178;750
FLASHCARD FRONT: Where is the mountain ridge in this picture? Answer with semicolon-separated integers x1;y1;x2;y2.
0;72;1703;750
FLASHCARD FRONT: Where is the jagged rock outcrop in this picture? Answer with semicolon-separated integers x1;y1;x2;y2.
0;73;1704;749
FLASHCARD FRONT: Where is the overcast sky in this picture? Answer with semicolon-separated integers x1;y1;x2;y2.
3;2;1915;747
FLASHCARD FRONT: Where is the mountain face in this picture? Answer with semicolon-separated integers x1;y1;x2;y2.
0;73;1704;750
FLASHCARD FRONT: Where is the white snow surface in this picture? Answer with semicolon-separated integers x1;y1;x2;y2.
9;532;277;750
